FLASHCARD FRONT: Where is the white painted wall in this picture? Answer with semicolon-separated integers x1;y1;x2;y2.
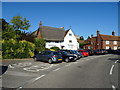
45;29;79;50
46;41;63;49
62;29;79;50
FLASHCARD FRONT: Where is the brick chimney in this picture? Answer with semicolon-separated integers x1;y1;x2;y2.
61;27;64;29
39;21;42;28
97;30;100;36
112;31;115;36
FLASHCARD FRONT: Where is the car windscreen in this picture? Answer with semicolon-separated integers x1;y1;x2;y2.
61;51;68;55
70;50;76;54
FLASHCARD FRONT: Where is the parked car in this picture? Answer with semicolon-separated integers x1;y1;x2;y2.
78;50;89;57
73;50;84;58
94;49;101;55
34;51;62;64
94;49;107;55
60;50;80;60
100;49;108;54
59;51;77;62
86;49;94;56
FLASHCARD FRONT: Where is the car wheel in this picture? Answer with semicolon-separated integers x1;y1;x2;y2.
48;59;52;64
74;57;77;60
65;58;69;63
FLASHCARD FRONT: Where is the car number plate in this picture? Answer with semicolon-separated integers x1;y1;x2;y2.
58;59;62;60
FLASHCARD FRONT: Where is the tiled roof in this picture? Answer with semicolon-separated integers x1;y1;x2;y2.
100;34;120;41
33;26;65;41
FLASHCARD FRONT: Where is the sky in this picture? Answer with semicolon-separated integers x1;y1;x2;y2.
2;2;118;39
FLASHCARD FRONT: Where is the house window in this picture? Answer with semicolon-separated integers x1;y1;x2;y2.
113;41;117;45
69;40;72;43
114;46;117;50
106;46;109;49
69;33;72;36
106;41;109;44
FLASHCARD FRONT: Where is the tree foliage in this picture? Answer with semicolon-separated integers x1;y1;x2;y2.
34;38;46;52
2;39;35;59
79;42;86;49
2;24;17;40
80;36;84;40
11;16;30;31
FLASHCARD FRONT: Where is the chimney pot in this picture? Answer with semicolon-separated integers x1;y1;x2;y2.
61;27;64;29
112;30;115;36
39;21;42;27
97;30;100;36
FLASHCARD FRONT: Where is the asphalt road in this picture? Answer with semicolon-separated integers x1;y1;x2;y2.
1;54;119;89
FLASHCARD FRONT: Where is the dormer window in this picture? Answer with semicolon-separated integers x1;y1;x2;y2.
69;40;72;43
69;33;72;36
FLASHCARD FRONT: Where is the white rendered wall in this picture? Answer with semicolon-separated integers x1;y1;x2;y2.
62;29;79;50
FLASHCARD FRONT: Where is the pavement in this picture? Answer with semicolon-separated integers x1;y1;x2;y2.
0;54;119;89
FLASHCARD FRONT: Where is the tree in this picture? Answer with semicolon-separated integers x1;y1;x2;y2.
87;36;91;39
10;16;30;40
2;24;17;40
34;38;46;52
79;42;86;49
11;16;30;31
80;36;84;40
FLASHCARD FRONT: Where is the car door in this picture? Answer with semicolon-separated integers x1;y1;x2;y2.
43;51;51;61
38;51;45;61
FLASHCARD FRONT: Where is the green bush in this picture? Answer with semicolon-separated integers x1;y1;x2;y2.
34;38;46;52
2;39;35;59
50;46;60;51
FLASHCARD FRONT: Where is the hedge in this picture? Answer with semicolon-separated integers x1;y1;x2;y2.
2;39;35;59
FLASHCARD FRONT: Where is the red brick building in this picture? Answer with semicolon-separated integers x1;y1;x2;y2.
85;30;120;50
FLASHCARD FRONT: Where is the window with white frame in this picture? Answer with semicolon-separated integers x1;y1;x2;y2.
114;46;117;50
69;40;72;43
106;46;109;49
106;41;109;44
113;41;117;45
69;33;72;36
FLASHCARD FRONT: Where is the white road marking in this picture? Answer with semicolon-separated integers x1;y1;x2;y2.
8;65;14;68
115;60;119;63
10;62;32;68
112;85;116;90
110;65;115;75
23;64;55;72
35;74;46;81
53;68;61;72
17;86;22;90
17;74;46;90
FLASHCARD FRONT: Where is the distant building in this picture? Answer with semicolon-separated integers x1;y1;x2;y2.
32;21;79;50
85;30;120;50
75;35;80;39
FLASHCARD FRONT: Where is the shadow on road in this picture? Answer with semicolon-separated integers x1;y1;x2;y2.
0;65;8;75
